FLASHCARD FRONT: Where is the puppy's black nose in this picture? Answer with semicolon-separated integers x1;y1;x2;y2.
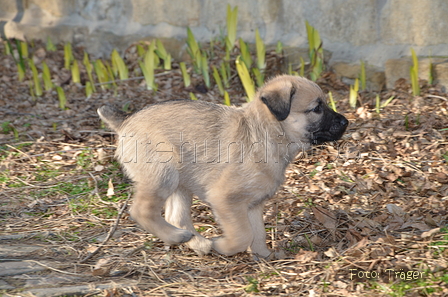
340;116;349;127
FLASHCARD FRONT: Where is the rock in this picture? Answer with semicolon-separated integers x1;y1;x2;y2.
385;57;448;90
332;62;386;91
380;0;448;46
132;0;200;27
16;275;85;288
0;244;45;258
0;260;47;276
0;0;19;18
281;47;332;74
0;280;15;290
385;59;412;89
28;0;77;18
23;281;138;297
434;60;448;92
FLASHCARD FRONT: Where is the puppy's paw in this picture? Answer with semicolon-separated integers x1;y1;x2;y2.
252;249;286;261
186;236;212;256
166;229;194;245
212;237;248;256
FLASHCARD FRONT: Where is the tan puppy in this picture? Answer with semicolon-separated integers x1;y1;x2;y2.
98;75;348;259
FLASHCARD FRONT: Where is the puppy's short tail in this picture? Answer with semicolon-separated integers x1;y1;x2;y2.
97;105;127;132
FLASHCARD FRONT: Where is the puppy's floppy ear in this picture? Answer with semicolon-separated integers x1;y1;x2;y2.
260;85;295;121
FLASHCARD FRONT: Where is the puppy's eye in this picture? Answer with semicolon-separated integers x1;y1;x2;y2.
312;104;322;113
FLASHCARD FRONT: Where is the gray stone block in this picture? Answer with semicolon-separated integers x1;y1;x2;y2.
385;59;412;89
0;244;45;258
385;57;448;90
132;0;200;27
332;62;385;91
24;281;138;297
0;261;47;276
0;0;19;19
380;0;448;46
28;0;77;18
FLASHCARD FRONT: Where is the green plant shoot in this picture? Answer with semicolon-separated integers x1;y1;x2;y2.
71;60;81;84
42;61;53;91
410;48;420;96
225;45;231;61
189;92;198;100
239;38;252;69
255;29;266;70
4;40;11;55
201;54;210;89
94;59;110;90
136;44;146;57
220;61;230;88
208;38;215;59
111;49;129;80
224;90;231;106
194;49;203;74
163;53;172;70
360;60;366;90
139;43;157;90
104;61;117;93
252;68;264;87
83;52;96;92
186;27;199;57
155;39;168;59
381;95;395;108
13;40;26;79
20;41;28;59
305;20;324;81
375;94;381;114
85;81;93;98
56;86;66;109
349;78;359;109
28;59;42;97
186;27;201;73
64;42;74;70
226;4;238;51
236;55;255;102
17;63;25;81
300;57;305;77
155;39;172;70
179;62;191;88
212;66;224;95
328;91;337;112
376;94;395;114
428;59;434;85
288;63;299;76
276;41;283;54
46;36;56;52
28;82;35;101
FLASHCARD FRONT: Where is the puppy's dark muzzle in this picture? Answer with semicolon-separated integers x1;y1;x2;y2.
311;113;348;145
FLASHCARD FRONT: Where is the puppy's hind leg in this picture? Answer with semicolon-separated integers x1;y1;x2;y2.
129;169;194;245
165;189;212;256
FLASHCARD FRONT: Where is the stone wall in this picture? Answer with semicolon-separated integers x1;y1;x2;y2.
1;0;447;90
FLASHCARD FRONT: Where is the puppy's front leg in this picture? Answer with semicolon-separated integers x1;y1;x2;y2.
247;202;272;259
210;201;254;256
